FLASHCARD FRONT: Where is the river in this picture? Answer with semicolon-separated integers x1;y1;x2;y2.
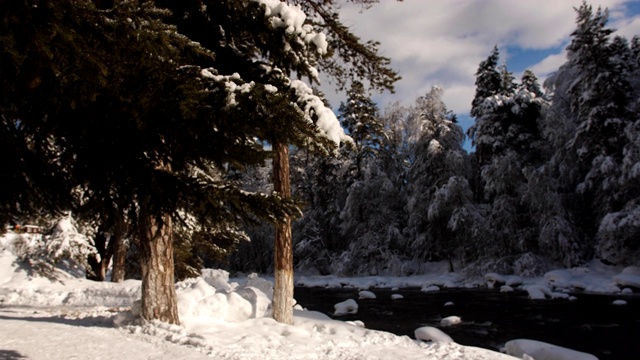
294;287;640;360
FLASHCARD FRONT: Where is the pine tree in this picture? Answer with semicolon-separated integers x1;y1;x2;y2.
156;0;398;324
542;3;634;264
2;0;298;324
470;46;502;119
1;0;395;324
468;48;550;263
594;36;640;265
338;81;383;179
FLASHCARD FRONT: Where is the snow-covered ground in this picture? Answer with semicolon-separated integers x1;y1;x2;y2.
2;232;638;360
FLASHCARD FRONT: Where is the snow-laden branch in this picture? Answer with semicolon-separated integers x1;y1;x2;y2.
289;79;352;147
253;0;328;55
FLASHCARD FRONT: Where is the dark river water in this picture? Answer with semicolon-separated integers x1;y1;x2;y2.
294;287;640;360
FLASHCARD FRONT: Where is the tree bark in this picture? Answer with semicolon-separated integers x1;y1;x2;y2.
110;213;127;283
272;141;294;325
87;231;109;281
139;209;180;324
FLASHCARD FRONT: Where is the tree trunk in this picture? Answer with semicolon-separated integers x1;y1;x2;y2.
139;209;180;324
272;141;294;325
87;232;110;281
110;213;127;283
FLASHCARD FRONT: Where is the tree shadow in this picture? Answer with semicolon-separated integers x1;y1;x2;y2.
0;349;28;359
0;313;114;328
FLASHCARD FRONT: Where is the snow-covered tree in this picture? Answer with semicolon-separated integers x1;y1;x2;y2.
593;35;640;265
2;0;400;326
471;46;502;120
338;81;383;179
542;3;636;265
405;86;471;267
469;47;550;262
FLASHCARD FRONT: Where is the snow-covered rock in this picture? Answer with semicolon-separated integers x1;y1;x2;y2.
485;273;523;288
525;284;552;300
440;316;462;326
505;339;598;360
613;266;640;289
333;299;358;316
414;326;454;343
391;294;404;300
358;290;376;299
421;285;440;292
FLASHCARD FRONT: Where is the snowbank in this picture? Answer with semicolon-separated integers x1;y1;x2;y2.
505;339;598;360
1;237;521;360
295;259;640;301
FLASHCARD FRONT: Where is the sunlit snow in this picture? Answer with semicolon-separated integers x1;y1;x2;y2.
2;231;639;359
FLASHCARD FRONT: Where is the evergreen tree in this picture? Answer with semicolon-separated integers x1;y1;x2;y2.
594;35;640;265
470;46;502;119
468;46;509;167
405;86;471;268
469;48;549;264
1;0;329;324
543;2;635;264
338;81;383;179
292;148;351;274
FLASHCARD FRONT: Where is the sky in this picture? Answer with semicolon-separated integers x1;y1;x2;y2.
321;0;640;146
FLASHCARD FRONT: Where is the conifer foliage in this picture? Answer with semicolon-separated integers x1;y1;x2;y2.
1;0;398;325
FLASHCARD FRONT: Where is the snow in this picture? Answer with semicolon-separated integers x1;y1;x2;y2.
358;290;376;299
333;298;358;316
415;326;454;343
504;339;599;360
440;315;462;326
422;284;441;292
521;283;574;300
254;0;328;55
200;69;254;108
296;261;461;289
289;79;352;147
613;266;640;288
3;232;640;359
486;273;523;287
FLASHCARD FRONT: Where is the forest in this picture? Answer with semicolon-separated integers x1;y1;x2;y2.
232;3;640;278
1;0;639;326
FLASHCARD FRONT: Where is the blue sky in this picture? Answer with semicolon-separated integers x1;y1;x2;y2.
320;0;640;150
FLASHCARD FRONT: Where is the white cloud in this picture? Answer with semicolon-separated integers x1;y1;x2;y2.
530;50;569;82
323;0;639;126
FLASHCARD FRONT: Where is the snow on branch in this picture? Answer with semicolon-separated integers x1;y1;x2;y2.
253;0;328;55
200;69;255;108
289;79;352;147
